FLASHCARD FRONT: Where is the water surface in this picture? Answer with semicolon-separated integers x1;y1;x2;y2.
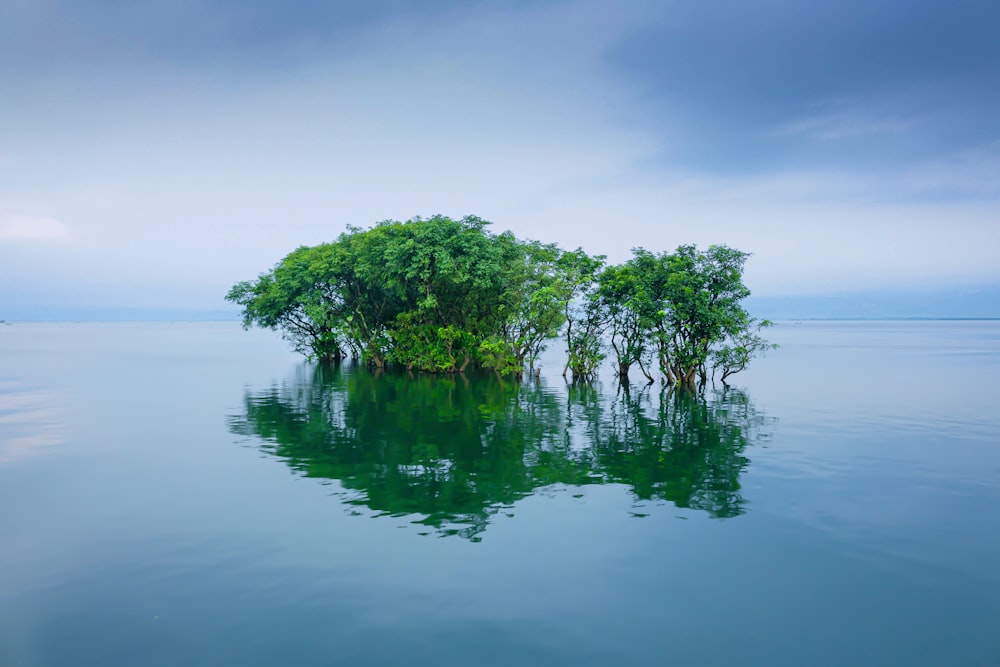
1;321;998;665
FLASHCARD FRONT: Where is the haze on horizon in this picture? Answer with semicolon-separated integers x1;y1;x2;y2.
2;0;999;316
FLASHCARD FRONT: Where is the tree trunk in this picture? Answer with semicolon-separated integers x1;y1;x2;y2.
638;358;654;384
661;355;676;385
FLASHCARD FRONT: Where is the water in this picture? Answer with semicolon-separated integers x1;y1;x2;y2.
1;321;998;666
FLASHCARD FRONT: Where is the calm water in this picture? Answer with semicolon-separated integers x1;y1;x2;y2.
1;321;998;666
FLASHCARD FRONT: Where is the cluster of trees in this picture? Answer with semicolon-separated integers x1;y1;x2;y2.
227;215;774;383
228;365;769;539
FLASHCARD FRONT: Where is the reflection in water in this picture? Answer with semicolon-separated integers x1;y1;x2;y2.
228;365;771;539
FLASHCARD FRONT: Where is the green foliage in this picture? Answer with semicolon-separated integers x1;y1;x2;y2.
558;248;607;381
654;244;764;384
228;216;567;374
497;240;567;372
605;244;774;386
225;244;346;361
227;218;772;382
477;336;523;377
374;216;521;372
713;319;778;383
597;261;649;380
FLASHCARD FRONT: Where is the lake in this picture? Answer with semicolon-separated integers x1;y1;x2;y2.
1;320;998;666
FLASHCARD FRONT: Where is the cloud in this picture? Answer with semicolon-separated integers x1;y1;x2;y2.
0;0;998;312
0;215;73;243
899;140;1000;197
774;110;916;142
605;0;1000;170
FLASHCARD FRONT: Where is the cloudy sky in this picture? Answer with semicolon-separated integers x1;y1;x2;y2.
2;0;999;314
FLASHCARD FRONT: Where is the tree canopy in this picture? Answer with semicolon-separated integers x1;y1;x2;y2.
226;215;774;384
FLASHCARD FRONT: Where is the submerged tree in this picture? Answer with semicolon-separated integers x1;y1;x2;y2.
712;318;777;383
226;244;347;361
376;216;520;373
228;216;546;373
654;245;771;384
605;244;774;386
597;261;650;382
227;217;772;381
557;248;607;381
487;239;567;376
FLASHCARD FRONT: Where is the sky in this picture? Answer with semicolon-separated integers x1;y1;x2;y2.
2;0;999;315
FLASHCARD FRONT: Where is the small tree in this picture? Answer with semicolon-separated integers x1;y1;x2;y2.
225;245;347;362
494;240;567;375
557;248;607;381
654;245;752;384
626;244;772;386
597;262;649;382
713;319;777;383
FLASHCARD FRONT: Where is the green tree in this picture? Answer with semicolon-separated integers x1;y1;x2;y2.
629;244;772;386
226;217;772;381
326;224;407;367
377;215;519;372
597;262;651;382
491;240;567;375
225;244;347;361
658;245;757;384
557;248;607;381
712;318;777;383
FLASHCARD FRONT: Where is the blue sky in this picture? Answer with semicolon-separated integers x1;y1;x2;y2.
2;0;999;314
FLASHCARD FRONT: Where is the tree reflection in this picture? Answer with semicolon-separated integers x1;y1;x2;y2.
228;365;771;540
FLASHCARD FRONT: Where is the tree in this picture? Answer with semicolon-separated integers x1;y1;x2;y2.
227;218;773;382
481;240;567;375
648;244;772;385
326;223;406;367
377;215;519;372
225;244;347;361
557;248;607;381
597;262;650;382
712;318;777;383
